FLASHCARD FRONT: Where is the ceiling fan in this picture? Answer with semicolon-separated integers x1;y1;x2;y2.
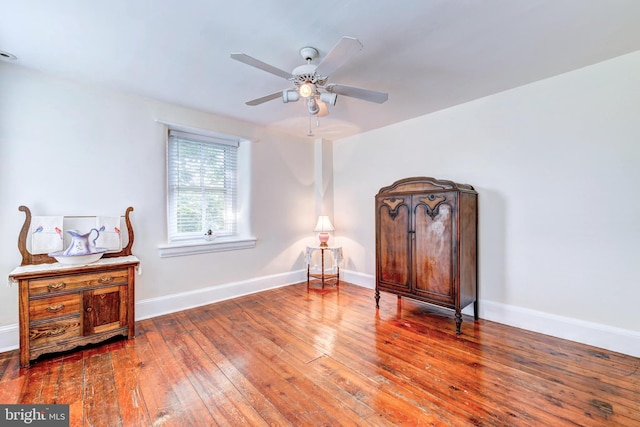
230;36;388;118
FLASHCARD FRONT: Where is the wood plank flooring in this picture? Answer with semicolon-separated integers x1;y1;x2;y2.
1;282;638;426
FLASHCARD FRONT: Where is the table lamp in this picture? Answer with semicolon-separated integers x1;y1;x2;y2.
314;215;335;247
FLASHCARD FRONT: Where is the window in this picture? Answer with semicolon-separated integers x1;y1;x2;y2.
167;130;238;242
159;126;255;257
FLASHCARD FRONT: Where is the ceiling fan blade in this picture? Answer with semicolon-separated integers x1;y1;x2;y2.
245;91;282;106
315;36;363;77
325;84;388;104
230;53;292;80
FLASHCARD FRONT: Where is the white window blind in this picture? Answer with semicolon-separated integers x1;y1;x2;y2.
167;130;238;242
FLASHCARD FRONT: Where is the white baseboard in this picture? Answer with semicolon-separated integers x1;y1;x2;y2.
0;324;18;354
342;269;375;289
135;269;307;320
342;269;640;358
2;269;638;358
480;300;640;358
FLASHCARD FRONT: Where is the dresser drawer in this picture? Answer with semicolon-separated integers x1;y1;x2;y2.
29;269;129;296
29;317;81;348
29;294;81;322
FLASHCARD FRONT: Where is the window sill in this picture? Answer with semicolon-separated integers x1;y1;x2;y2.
157;237;256;258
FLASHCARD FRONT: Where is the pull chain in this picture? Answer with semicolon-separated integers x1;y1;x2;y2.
307;114;314;136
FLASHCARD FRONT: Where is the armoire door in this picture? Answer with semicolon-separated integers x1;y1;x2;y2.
412;193;456;305
376;195;412;292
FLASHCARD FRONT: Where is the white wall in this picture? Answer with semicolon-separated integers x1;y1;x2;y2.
334;51;640;354
2;51;639;357
0;63;316;331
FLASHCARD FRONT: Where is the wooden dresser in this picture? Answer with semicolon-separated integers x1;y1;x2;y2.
375;177;478;334
10;258;138;367
9;206;138;367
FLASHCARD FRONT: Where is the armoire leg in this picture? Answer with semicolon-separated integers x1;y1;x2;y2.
375;289;380;308
455;311;462;334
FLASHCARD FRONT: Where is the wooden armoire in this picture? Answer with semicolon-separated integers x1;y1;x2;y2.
375;177;478;333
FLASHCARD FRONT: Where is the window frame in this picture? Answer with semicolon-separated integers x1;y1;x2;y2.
167;129;238;242
158;123;255;257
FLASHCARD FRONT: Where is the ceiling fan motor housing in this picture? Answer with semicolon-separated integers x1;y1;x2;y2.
299;47;318;62
291;63;327;86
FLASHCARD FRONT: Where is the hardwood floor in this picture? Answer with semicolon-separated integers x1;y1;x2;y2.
1;282;638;426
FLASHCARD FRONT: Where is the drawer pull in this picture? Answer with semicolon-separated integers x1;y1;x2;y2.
47;282;66;291
98;276;114;284
46;327;66;337
46;304;65;313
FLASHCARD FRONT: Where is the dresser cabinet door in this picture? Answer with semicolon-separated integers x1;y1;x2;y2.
413;193;456;305
82;285;127;335
376;195;412;292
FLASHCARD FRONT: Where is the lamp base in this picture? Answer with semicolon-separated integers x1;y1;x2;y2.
318;232;329;247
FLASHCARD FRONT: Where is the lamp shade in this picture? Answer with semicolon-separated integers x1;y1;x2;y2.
314;216;335;232
319;92;337;106
282;89;299;103
317;100;329;117
307;98;319;115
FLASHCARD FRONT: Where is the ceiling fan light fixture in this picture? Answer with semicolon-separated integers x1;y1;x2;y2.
319;92;337;106
282;89;299;103
307;98;319;115
317;100;329;117
299;82;315;98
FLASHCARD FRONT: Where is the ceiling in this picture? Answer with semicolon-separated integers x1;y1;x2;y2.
3;0;640;140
